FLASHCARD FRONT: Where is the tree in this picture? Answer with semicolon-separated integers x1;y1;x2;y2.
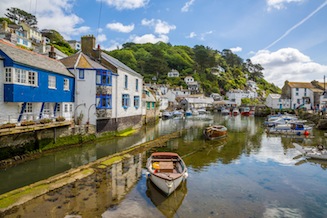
5;7;38;28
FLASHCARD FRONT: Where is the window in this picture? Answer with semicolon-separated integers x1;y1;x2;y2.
96;70;112;86
296;92;299;96
15;69;26;83
5;68;12;83
69;104;73;112
147;102;150;110
79;69;85;79
64;104;68;112
122;94;130;109
296;88;299;91
48;76;56;89
96;94;112;109
136;79;139;91
56;103;61;112
43;103;50;114
64;78;69;90
124;75;128;89
297;99;301;104
28;71;37;86
24;103;33;113
134;96;140;108
152;102;155;108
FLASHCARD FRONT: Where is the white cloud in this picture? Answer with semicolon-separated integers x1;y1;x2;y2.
266;0;304;11
230;47;242;53
0;0;90;40
181;0;195;12
130;34;169;44
251;48;327;87
97;34;107;43
101;0;149;10
187;32;197;38
199;30;213;41
106;22;134;33
141;19;176;34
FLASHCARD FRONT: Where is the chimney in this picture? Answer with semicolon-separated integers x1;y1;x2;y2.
49;46;56;59
81;35;96;57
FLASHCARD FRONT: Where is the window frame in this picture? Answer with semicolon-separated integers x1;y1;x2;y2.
134;96;140;108
96;94;112;109
48;75;56;89
63;78;69;91
79;69;85;80
122;94;130;109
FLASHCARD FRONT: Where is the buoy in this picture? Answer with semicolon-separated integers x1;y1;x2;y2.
304;130;309;136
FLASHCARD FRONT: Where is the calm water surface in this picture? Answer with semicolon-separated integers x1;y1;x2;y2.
2;113;327;218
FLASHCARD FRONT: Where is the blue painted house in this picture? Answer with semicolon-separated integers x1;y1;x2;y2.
0;39;75;124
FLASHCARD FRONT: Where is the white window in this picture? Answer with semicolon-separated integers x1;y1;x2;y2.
48;76;56;89
5;68;12;83
64;78;69;90
69;104;73;112
15;69;26;83
64;104;68;112
28;71;37;86
24;103;33;113
43;103;50;114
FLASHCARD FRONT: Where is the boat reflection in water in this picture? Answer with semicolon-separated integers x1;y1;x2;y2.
146;179;187;218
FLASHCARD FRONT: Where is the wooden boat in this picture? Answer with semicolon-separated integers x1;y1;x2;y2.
146;152;188;196
293;143;327;160
203;125;227;140
266;122;312;135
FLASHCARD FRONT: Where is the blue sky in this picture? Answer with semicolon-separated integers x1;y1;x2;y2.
1;0;327;87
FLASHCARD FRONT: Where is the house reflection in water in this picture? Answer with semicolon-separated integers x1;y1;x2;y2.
3;152;145;217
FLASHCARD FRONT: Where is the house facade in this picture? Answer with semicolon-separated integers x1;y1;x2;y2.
0;39;75;124
167;69;179;77
265;94;291;109
281;81;323;109
226;89;258;106
60;52;116;127
81;35;143;132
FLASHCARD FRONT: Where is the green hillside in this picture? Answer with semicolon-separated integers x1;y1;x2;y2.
104;42;280;98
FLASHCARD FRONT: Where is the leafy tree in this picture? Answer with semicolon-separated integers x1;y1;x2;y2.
221;49;243;68
5;7;37;28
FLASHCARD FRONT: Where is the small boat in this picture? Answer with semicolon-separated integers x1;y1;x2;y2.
192;109;200;116
293;143;327;160
197;108;207;115
162;111;173;119
185;110;192;117
146;152;188;196
172;110;184;119
221;108;230;116
241;107;250;116
203;125;228;140
267;122;312;135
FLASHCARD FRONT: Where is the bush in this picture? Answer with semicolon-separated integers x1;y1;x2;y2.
40;118;52;124
0;123;16;129
21;120;36;126
56;116;66;122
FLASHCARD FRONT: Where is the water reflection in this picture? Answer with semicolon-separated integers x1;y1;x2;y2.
2;114;327;218
3;152;145;218
145;180;187;218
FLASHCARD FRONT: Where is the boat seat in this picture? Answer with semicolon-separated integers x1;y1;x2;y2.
158;161;174;173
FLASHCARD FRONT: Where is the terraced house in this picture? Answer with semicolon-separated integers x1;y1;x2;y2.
80;35;144;132
0;39;75;124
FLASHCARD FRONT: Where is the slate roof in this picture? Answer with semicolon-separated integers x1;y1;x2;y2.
101;52;142;78
60;52;107;70
0;39;73;77
288;82;314;89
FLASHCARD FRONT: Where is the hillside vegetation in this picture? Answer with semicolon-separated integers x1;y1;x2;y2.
105;42;280;98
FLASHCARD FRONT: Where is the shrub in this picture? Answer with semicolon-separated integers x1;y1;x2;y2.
21;120;36;126
0;123;16;129
56;116;65;122
40;118;52;124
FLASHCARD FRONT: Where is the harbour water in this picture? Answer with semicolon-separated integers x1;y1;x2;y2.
1;113;327;217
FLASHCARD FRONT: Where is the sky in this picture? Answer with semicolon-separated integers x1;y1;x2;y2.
1;0;327;88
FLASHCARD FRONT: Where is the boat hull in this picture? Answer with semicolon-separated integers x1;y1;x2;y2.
148;173;185;196
293;143;327;160
203;125;227;140
146;152;188;196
